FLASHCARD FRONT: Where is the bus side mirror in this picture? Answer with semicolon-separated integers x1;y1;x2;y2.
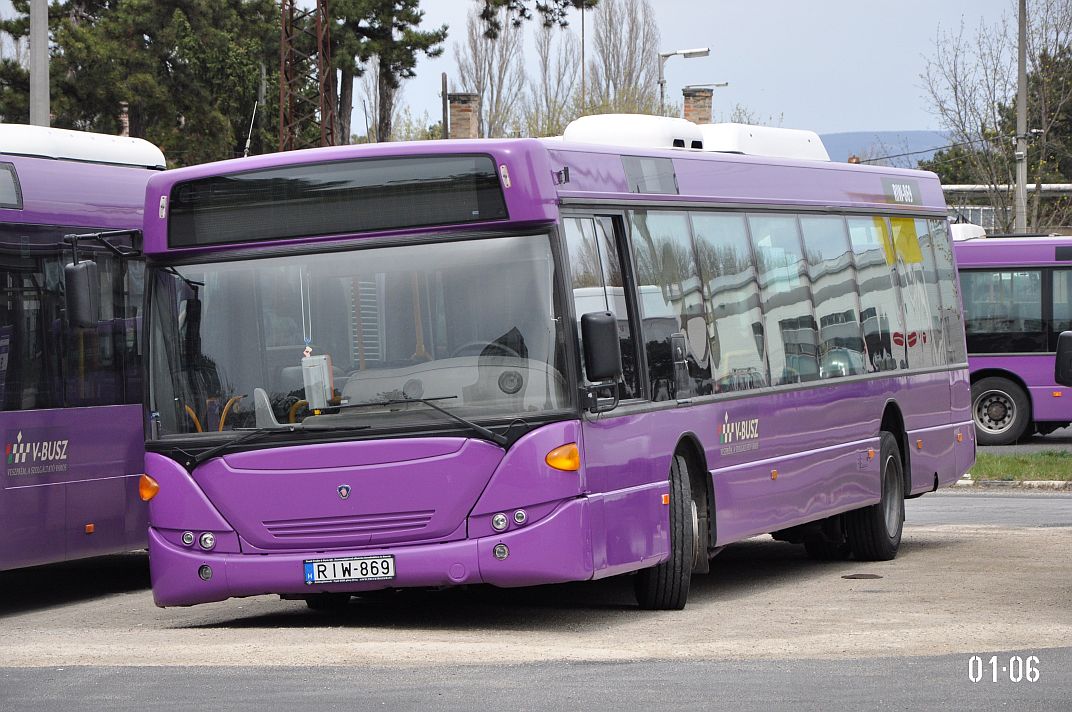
581;311;622;383
64;261;100;329
1056;331;1072;387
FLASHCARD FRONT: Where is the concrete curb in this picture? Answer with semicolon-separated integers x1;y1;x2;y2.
956;476;1072;490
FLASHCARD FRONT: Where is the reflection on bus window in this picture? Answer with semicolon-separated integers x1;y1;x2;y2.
800;215;866;379
691;212;767;391
847;217;903;372
749;214;818;385
563;217;640;399
629;210;710;399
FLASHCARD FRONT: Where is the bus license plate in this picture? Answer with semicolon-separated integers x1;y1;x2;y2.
303;555;395;585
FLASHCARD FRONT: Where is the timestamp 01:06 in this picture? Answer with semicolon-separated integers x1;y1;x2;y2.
968;655;1041;683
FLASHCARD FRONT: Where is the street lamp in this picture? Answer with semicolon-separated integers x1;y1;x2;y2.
658;47;710;115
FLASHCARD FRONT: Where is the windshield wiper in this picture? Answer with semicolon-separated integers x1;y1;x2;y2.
182;421;371;469
337;395;508;446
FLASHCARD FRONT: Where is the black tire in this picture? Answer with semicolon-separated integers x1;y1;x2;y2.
971;376;1030;446
635;454;696;610
845;431;904;561
305;593;352;612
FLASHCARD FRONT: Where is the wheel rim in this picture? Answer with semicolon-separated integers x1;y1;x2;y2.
973;389;1016;435
882;454;902;536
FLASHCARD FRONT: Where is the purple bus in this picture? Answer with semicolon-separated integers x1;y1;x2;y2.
955;235;1072;444
133;116;974;610
0;125;165;571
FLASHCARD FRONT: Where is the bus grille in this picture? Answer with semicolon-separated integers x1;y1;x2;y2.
263;510;435;539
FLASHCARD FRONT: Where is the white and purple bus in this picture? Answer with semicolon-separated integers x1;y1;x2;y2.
0;125;164;571
955;235;1072;444
133;116;974;610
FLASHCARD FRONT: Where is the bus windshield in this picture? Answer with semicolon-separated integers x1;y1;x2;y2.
147;233;571;438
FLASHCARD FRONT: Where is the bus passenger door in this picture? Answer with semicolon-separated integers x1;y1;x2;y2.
562;215;643;406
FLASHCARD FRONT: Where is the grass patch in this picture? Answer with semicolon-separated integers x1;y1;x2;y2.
970;451;1072;481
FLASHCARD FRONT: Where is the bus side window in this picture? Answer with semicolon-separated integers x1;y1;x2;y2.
961;269;1045;353
847;217;903;372
928;219;966;363
748;214;819;386
1053;270;1072;350
628;210;711;400
799;215;866;379
890;217;940;369
562;217;640;399
691;212;768;391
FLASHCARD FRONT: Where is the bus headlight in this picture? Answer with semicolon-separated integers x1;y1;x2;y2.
491;513;509;532
199;532;216;550
493;544;509;560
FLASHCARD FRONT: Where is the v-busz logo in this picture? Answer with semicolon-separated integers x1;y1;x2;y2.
718;412;760;455
5;431;70;476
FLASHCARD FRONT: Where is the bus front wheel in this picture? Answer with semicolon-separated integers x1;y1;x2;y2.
971;377;1030;446
635;454;696;610
845;431;904;561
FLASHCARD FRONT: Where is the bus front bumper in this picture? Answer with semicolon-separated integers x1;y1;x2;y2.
148;497;594;607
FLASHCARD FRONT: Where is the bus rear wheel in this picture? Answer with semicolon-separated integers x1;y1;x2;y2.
845;431;904;561
971;377;1030;446
635;454;695;610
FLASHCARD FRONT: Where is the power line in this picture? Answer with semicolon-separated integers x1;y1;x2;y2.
858;136;996;164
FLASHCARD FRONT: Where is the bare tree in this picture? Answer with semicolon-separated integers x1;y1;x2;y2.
522;24;580;136
586;0;660;114
921;4;1072;231
1023;0;1072;226
923;15;1016;229
456;8;526;137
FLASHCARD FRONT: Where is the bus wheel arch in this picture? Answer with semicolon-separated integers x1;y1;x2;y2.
675;433;713;574
880;401;910;500
969;371;1032;445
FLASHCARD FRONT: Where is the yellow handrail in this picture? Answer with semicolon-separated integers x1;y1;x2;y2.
218;395;245;431
184;405;203;433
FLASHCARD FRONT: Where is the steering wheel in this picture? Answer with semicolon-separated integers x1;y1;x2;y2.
449;341;521;359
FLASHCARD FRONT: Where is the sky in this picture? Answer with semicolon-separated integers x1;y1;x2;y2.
2;0;1016;134
403;0;1014;134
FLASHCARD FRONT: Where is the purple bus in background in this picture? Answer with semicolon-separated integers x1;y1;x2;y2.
955;236;1072;445
0;125;164;572
136;116;974;611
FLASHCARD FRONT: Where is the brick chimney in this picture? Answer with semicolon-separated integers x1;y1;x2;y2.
447;92;480;139
682;87;713;125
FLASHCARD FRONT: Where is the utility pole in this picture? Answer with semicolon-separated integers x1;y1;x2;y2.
580;5;585;111
1014;0;1028;232
29;0;49;126
442;73;449;139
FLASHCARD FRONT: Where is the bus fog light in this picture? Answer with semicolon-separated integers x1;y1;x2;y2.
491;513;509;531
181;531;195;546
493;543;510;560
198;565;213;581
199;532;216;550
513;509;527;525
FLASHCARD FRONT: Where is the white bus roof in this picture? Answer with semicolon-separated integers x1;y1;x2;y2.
559;114;830;161
563;114;705;150
697;123;830;161
0;124;166;169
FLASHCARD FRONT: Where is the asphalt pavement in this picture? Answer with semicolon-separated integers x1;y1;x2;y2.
2;650;1070;712
1;492;1069;712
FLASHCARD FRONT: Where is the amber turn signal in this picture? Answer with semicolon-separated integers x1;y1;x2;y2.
545;443;580;471
139;474;160;502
